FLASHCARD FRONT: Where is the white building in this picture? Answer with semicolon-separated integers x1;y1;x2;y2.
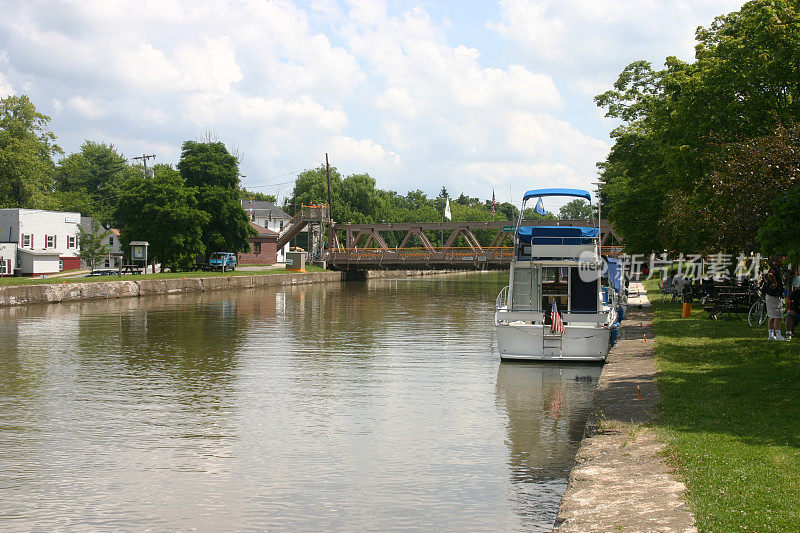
0;209;82;275
241;200;293;262
0;243;17;276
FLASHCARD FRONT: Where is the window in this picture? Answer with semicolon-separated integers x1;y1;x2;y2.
253;241;262;254
0;260;8;275
46;235;55;248
59;259;63;271
22;234;31;248
67;235;77;249
109;236;114;246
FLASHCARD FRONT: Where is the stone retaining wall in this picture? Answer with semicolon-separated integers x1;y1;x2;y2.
0;271;343;308
0;269;478;308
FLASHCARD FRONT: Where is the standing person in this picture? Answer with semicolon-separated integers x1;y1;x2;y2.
786;282;800;341
765;256;786;340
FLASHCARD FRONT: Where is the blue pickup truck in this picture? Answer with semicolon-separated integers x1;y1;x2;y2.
208;252;237;271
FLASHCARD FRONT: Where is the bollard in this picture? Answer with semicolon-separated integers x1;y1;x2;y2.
682;302;692;318
637;385;642;400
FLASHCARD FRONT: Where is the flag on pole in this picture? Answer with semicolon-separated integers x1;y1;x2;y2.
491;190;497;217
444;197;452;221
550;299;565;334
534;197;546;216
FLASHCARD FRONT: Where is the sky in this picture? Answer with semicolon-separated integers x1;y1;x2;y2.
0;0;747;210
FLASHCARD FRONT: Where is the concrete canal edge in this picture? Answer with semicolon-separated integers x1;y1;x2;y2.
0;269;473;308
554;282;697;533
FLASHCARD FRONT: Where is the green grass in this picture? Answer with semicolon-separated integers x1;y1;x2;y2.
646;280;800;531
0;264;327;287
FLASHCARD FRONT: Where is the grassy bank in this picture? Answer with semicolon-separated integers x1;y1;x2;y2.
0;265;327;287
647;281;800;531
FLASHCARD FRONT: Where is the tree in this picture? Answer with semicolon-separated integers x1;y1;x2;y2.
178;140;239;189
78;218;111;269
595;0;800;253
114;167;209;271
177;141;252;256
55;141;133;221
239;188;276;203
0;95;61;209
558;199;594;220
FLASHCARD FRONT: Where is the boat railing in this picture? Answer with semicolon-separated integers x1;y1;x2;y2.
496;285;509;310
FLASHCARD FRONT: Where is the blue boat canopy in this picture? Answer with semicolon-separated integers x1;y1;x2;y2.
523;188;592;202
517;225;598;245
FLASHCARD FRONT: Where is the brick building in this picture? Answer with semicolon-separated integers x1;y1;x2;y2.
238;222;279;265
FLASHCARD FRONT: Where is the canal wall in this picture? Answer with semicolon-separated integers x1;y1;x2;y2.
0;269;476;308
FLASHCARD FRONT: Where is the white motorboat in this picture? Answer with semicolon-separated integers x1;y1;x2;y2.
494;188;624;362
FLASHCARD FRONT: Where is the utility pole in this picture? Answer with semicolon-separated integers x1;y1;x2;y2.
132;154;157;177
325;153;332;256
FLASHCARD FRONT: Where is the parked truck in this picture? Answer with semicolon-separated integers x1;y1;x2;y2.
207;252;237;271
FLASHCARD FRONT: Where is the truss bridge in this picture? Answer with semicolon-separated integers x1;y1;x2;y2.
327;219;618;270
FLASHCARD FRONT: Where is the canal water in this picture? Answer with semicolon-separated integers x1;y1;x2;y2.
0;272;601;531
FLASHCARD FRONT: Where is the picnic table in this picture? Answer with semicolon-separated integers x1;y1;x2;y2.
119;264;143;275
700;284;759;320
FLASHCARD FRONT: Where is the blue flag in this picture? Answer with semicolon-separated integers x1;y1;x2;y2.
534;197;546;215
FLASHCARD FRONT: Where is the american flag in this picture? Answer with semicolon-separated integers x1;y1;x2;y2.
491;190;497;217
551;299;565;334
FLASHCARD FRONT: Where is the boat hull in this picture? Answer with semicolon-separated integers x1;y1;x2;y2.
496;322;609;362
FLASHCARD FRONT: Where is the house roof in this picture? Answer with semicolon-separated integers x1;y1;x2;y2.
241;199;291;220
249;221;279;237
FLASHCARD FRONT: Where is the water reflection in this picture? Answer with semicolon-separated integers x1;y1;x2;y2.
496;362;602;530
0;273;600;531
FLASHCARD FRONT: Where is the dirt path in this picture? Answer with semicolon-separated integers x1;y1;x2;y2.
554;283;696;532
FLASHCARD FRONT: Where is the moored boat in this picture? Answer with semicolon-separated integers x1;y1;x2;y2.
494;188;623;361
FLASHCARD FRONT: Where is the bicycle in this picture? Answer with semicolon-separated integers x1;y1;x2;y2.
749;295;784;327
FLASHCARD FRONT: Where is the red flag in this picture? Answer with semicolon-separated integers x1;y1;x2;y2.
551;299;565;334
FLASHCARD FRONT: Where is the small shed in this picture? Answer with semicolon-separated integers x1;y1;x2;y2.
238;222;278;265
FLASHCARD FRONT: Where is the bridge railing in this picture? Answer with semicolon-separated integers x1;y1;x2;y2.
327;247;515;266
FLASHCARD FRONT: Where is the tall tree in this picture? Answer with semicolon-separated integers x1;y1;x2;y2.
0;95;61;208
596;0;800;253
177;141;252;256
55;141;132;221
77;219;111;269
114;166;209;271
558;199;594;220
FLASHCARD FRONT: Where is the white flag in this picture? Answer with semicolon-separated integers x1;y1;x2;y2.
444;198;452;220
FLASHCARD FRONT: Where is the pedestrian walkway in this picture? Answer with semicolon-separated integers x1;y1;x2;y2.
555;282;696;532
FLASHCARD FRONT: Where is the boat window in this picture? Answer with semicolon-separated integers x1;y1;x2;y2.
541;267;569;317
570;267;599;313
511;266;539;310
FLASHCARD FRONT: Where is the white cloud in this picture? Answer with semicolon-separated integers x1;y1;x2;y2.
65;95;106;119
0;72;13;97
1;0;742;204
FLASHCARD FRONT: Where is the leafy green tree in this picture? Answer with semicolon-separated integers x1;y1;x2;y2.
114;167;209;271
178;141;239;189
0;95;61;208
558;199;594;220
596;0;800;253
78;218;111;269
758;184;800;266
177;141;252;256
55;141;133;220
239;188;276;203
